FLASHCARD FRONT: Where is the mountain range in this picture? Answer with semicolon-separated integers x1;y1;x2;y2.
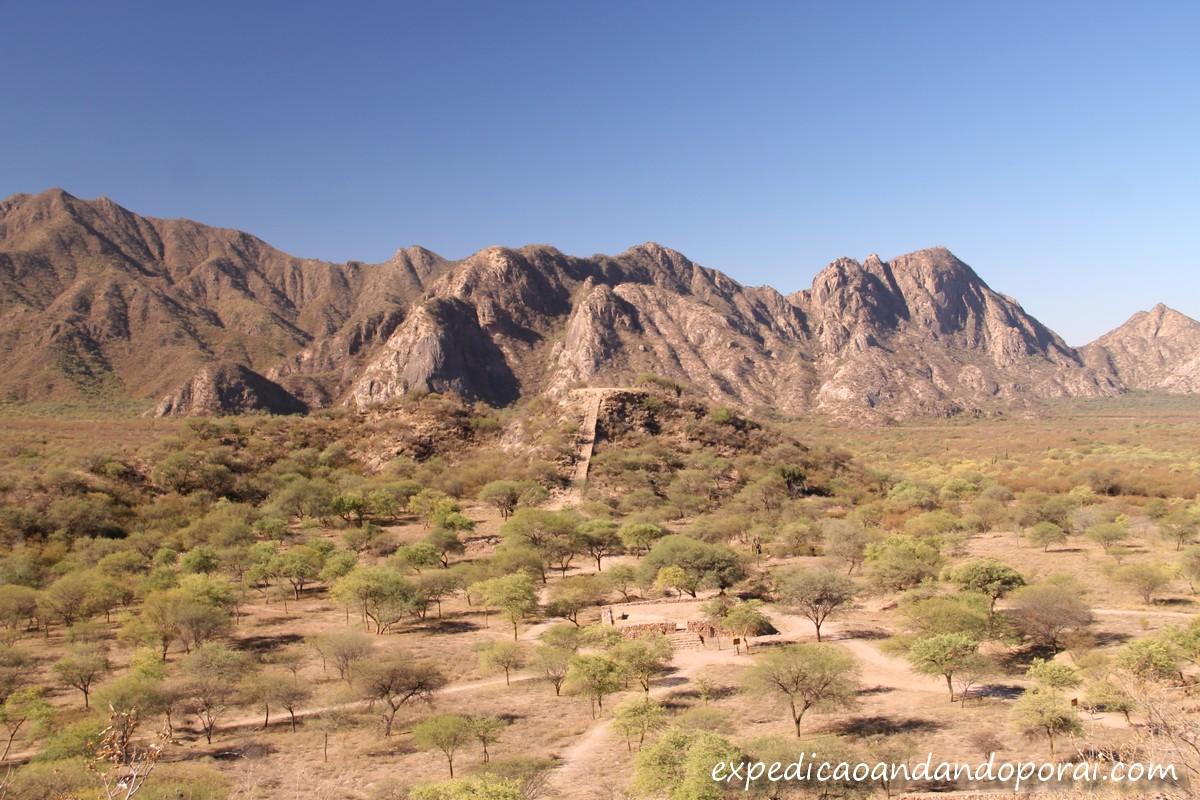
1;189;1195;420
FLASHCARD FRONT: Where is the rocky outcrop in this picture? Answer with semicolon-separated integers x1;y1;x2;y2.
0;188;1172;420
154;362;307;416
1082;304;1200;393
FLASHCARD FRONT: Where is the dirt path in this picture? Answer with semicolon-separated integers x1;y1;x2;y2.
545;605;948;793
1093;606;1195;620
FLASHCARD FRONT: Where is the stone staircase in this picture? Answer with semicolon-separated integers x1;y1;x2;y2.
667;630;704;651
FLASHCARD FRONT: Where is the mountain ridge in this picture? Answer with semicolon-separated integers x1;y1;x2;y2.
0;188;1189;420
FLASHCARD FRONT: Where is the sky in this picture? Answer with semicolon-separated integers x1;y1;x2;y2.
1;1;1197;344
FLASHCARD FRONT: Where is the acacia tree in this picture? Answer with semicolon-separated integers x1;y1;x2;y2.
478;481;524;520
775;568;857;642
52;643;110;709
479;640;525;686
720;600;772;654
945;559;1025;614
1011;688;1081;759
332;567;418;634
566;653;624;718
865;536;943;591
358;658;446;736
471;716;505;764
477;574;539;640
613;698;666;752
174;644;250;744
413;713;473;777
268;673;313;732
1113;562;1173;605
578;520;623;571
532;645;572;696
312;630;373;682
545;576;606;626
1008;582;1093;652
611;635;672;695
905;633;981;702
745;644;859;736
0;687;51;760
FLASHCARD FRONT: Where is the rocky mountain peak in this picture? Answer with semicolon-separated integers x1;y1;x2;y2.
0;189;1179;420
1081;304;1200;394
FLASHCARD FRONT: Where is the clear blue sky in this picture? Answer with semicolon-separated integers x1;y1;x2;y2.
2;1;1197;344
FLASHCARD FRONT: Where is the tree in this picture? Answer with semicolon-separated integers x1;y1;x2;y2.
775;567;857;642
53;643;110;709
900;593;991;641
822;519;876;575
611;635;672;694
267;672;312;732
1027;522;1068;552
1008;581;1093;652
1026;658;1081;690
358;657;446;736
605;564;639;602
619;522;664;557
745;644;859;736
865;536;943;591
905;633;980;702
312;703;357;764
331;493;367;527
1082;680;1135;723
313;630;373;681
395;542;442;573
1087;521;1130;554
479;481;524;520
270;545;324;599
479;640;526;686
654;565;693;598
413;713;473;777
408;489;453;527
38;570;99;627
343;522;384;554
641;535;744;596
532;645;572;696
613;697;666;751
631;727;741;800
0;687;51;760
578;519;624;571
1113;562;1173;605
0;585;38;639
416;571;460;618
427;528;466;569
566;653;624;718
333;566;418;634
476;573;539;640
175;643;250;743
545;575;606;626
719;600;771;654
945;558;1025;614
1179;546;1200;592
1010;688;1081;759
1160;509;1200;551
1116;638;1180;682
471;716;505;764
501;509;582;582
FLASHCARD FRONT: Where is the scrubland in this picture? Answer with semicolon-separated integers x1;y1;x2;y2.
0;390;1198;799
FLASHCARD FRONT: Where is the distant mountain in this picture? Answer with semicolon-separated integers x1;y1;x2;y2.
1082;304;1200;394
0;189;1145;419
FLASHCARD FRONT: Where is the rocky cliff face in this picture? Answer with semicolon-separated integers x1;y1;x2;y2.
0;188;1168;420
1081;304;1200;393
154;362;307;416
0;189;443;404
